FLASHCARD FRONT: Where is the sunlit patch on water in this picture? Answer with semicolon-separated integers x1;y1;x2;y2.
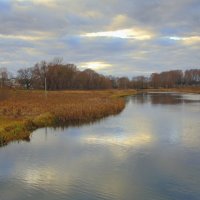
83;133;153;147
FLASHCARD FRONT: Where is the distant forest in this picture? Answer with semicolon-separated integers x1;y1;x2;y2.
0;58;200;90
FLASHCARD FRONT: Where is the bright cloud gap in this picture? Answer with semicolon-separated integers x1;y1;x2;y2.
79;61;112;70
168;36;200;44
81;29;152;40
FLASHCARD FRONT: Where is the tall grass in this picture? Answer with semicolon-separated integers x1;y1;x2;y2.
142;87;200;94
0;89;137;146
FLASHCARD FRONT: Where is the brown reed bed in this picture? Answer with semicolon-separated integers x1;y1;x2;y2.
161;87;200;94
141;87;200;94
0;89;137;146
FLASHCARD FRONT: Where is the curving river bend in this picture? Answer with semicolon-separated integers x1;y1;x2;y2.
0;92;200;200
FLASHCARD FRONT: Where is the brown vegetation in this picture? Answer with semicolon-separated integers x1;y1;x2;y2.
1;59;199;90
0;89;137;146
15;66;200;90
143;87;200;94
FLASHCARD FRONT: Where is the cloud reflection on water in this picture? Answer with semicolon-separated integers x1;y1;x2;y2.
83;133;153;147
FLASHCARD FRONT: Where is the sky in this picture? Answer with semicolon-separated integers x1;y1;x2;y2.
0;0;200;77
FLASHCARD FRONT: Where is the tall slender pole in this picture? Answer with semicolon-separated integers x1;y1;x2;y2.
45;76;47;98
0;74;2;88
44;62;47;98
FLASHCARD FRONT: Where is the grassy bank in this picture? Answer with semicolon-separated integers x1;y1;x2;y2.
142;87;200;94
162;87;200;94
0;89;137;146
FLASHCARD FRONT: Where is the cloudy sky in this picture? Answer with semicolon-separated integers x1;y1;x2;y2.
0;0;200;77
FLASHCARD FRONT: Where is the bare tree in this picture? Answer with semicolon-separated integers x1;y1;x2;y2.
184;69;200;85
0;67;9;88
117;77;130;89
17;68;33;89
16;58;200;90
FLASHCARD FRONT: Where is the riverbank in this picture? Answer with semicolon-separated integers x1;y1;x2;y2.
0;89;137;146
1;87;199;146
142;87;200;94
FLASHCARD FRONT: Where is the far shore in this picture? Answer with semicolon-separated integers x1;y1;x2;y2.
141;87;200;94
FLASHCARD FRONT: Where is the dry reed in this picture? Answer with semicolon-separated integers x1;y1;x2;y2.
0;89;137;145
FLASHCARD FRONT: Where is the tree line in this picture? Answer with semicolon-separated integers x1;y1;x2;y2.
0;59;200;90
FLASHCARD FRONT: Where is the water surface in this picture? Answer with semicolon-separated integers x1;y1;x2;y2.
0;92;200;200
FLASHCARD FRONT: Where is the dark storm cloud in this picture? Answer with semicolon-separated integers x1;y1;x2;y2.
0;0;199;76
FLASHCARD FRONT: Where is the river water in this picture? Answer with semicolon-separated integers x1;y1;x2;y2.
0;92;200;200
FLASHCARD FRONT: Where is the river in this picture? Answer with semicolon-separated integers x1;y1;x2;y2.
0;92;200;200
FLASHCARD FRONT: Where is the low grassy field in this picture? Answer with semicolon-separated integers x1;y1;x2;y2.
165;87;200;94
0;89;137;146
143;87;200;94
